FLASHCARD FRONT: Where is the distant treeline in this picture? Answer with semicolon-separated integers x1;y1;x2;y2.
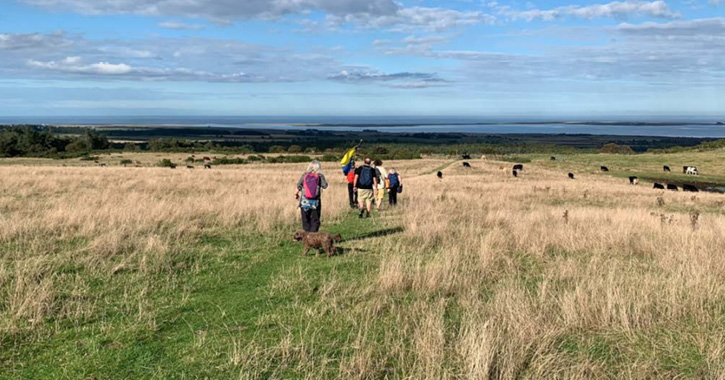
1;124;723;159
0;126;109;158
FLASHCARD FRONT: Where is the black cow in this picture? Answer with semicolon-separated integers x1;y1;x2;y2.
204;164;212;169
667;184;679;191
663;165;671;172
436;171;443;179
568;173;575;179
629;176;639;185
600;166;609;172
550;156;557;161
683;184;699;192
462;162;472;168
653;183;665;189
186;165;194;169
513;164;524;171
462;154;472;160
512;170;518;178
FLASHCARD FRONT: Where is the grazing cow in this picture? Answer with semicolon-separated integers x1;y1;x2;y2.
462;154;472;160
480;155;487;160
436;171;443;179
513;164;524;171
568;173;575;179
512;170;518;178
683;184;699;192
663;165;671;172
203;156;211;161
684;166;699;175
99;163;107;167
462;162;472;168
667;184;679;191
186;165;194;169
653;183;665;189
629;176;639;185
550;156;556;161
204;164;212;169
600;166;609;172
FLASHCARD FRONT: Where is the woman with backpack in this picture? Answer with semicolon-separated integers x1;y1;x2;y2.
387;168;402;206
295;160;328;232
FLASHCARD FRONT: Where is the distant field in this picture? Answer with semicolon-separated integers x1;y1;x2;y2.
530;151;725;191
1;152;725;379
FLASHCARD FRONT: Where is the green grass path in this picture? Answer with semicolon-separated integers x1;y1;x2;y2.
1;207;403;379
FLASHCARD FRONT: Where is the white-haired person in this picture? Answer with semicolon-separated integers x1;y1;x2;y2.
295;160;328;232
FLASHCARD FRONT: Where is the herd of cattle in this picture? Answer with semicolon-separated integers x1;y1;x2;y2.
458;154;704;193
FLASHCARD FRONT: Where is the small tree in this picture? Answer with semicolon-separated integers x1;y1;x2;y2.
287;145;302;153
120;159;133;167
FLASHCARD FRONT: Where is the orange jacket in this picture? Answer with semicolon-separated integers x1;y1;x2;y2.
346;171;355;184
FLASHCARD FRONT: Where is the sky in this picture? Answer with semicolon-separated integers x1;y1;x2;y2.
0;0;723;118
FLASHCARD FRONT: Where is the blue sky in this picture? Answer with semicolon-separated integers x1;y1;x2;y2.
0;0;723;117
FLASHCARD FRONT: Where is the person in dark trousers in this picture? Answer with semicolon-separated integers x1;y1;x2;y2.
387;168;402;206
346;161;357;208
353;158;378;218
295;160;328;232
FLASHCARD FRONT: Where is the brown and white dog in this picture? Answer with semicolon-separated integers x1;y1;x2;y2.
293;230;342;257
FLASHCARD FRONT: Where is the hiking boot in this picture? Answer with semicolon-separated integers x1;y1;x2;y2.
365;212;370;218
358;212;364;219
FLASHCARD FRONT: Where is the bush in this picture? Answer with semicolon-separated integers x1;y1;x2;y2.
601;143;635;154
157;159;177;168
287;145;302;153
79;155;100;161
211;157;247;165
267;155;311;164
269;145;286;153
120;159;133;167
320;154;338;162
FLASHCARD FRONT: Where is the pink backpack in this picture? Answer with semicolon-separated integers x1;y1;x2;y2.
303;173;320;199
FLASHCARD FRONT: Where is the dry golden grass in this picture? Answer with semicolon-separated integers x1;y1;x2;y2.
2;154;725;378
359;160;725;379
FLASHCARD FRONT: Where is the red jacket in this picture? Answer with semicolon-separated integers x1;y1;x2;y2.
346;171;355;184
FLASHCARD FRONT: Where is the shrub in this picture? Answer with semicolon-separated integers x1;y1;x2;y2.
158;159;177;168
269;145;286;153
601;143;635;154
287;145;302;153
211;157;247;165
320;154;338;162
120;159;133;167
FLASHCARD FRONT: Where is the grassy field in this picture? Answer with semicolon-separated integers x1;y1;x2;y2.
532;151;725;191
1;152;725;379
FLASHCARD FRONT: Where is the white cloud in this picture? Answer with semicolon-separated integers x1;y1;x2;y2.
158;21;205;30
22;0;401;23
328;70;447;88
28;57;133;74
323;7;495;32
0;31;71;50
496;1;679;21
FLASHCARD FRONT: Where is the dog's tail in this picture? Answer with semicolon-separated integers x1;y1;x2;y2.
332;234;342;242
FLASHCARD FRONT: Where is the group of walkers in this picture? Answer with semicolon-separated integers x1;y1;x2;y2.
296;157;402;232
